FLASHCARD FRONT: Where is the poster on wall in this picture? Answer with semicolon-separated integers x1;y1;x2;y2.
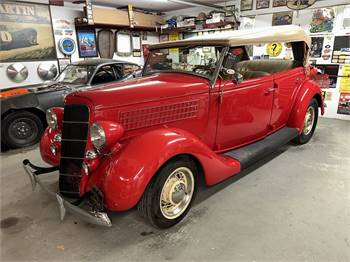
256;0;270;9
52;19;74;36
310;37;324;58
316;65;339;88
309;8;335;33
0;1;56;62
321;90;333;108
337;93;350;115
340;65;350;93
240;0;253;11
331;36;350;64
76;29;97;58
272;11;293;26
273;0;286;7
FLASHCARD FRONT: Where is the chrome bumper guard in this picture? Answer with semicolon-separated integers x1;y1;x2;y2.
22;159;112;227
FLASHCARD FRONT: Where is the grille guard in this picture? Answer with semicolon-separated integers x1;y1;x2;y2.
22;159;112;227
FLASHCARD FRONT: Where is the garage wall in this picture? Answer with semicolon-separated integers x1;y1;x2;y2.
95;29;159;66
0;1;82;90
0;1;160;90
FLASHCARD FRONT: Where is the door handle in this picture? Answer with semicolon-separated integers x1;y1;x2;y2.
264;87;275;95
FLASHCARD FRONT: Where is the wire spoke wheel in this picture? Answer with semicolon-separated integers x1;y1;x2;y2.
160;167;195;220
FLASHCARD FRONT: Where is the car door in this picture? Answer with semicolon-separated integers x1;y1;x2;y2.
215;75;275;151
269;67;305;130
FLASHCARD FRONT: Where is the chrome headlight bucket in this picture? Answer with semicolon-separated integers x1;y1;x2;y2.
46;109;57;129
90;123;106;150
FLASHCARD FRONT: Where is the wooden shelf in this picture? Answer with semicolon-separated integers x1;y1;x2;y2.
159;21;235;34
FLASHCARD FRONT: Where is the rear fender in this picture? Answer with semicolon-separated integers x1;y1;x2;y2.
287;79;324;134
88;128;240;211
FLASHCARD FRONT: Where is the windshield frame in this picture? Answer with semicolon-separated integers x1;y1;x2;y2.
142;45;228;87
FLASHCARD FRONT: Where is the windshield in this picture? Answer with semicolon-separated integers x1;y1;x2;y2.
56;65;96;84
144;45;223;79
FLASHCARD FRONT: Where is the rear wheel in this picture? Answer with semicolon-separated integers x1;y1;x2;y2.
1;111;44;149
137;156;198;229
292;98;318;145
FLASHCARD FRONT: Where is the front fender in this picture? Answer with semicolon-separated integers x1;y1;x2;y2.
287;79;324;134
87;128;240;211
1;93;39;115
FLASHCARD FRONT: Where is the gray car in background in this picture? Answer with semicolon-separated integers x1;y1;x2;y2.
1;59;141;150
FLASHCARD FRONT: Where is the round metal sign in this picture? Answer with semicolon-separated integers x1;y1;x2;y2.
266;42;283;57
59;37;76;56
7;63;28;83
286;0;317;10
37;62;58;81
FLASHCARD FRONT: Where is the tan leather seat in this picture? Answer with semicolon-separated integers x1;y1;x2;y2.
243;71;271;79
234;60;303;77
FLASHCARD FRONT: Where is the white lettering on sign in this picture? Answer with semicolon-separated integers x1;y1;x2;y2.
0;4;36;16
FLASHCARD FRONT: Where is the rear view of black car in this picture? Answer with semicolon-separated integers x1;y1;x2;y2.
1;59;141;150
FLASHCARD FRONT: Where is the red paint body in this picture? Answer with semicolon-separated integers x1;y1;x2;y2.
40;68;323;211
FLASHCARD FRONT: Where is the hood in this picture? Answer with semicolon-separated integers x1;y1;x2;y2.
66;73;211;110
26;82;83;93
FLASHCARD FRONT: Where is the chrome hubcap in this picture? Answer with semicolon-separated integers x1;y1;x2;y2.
160;167;194;219
303;106;315;136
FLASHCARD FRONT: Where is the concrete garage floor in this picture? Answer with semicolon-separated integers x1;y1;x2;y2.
0;117;349;261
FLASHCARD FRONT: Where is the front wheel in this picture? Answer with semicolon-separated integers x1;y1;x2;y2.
1;111;44;149
292;98;318;145
137;156;198;229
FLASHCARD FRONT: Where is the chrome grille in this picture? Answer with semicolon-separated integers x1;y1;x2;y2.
59;104;89;198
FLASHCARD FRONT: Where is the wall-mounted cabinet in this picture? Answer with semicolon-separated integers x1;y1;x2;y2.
92;6;164;30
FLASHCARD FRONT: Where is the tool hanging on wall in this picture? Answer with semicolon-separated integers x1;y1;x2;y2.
128;4;136;28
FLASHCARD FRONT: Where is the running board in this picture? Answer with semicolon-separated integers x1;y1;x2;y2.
223;127;298;170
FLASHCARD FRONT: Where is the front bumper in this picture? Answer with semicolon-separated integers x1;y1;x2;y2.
23;159;112;227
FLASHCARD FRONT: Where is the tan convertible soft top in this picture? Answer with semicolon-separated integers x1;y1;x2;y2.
150;25;311;49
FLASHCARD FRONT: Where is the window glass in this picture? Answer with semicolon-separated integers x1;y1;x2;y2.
91;65;116;85
144;46;223;79
123;64;140;76
56;65;96;85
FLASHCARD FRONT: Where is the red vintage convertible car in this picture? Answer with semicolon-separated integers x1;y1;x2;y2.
24;25;323;228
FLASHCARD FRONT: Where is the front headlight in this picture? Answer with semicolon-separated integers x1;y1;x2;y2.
46;109;57;129
90;123;106;150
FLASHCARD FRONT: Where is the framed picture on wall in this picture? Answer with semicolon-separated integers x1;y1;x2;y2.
273;0;287;7
132;33;141;57
160;34;169;43
0;1;56;62
76;28;98;58
256;0;270;9
116;31;132;57
272;11;293;26
240;0;253;11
